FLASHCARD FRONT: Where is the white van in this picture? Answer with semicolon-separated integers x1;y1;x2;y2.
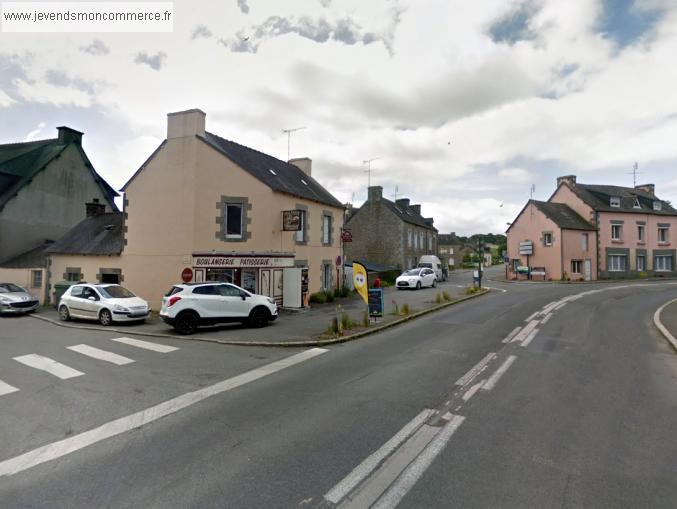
418;255;445;281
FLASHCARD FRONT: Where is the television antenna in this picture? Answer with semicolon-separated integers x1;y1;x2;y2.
628;162;642;187
363;157;380;187
281;126;306;161
530;184;536;199
393;185;399;200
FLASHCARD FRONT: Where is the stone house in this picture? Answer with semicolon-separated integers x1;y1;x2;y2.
344;186;437;271
507;175;677;280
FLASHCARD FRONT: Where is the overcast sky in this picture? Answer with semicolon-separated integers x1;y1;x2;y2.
2;0;677;235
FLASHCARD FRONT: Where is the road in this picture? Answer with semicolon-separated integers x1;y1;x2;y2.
1;268;676;508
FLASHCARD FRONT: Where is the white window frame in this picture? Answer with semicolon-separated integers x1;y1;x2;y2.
322;215;331;245
611;224;622;241
637;254;646;272
543;232;553;246
571;260;582;274
31;270;42;288
295;210;305;243
608;254;627;272
654;201;662;211
658;226;669;243
655;255;673;272
224;203;243;239
610;196;621;208
637;225;645;242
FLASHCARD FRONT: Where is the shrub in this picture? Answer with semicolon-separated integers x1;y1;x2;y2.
309;292;327;304
326;317;339;335
464;286;480;295
340;312;357;330
401;303;412;316
362;311;370;327
324;290;335;303
390;300;399;315
442;291;451;301
435;293;443;304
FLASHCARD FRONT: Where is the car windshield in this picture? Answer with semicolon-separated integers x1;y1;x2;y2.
418;263;433;268
0;283;23;293
404;269;422;276
98;286;135;299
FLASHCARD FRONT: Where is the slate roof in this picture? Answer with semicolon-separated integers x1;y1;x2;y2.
0;240;54;268
46;212;124;255
349;197;436;230
566;183;677;215
201;132;343;209
438;234;460;245
530;200;595;230
0;135;118;212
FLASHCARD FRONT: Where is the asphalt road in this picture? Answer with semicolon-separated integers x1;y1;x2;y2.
1;268;676;508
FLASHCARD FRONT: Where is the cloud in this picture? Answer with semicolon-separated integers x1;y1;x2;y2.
237;0;250;14
0;89;15;108
24;122;46;141
134;52;167;71
498;167;532;182
191;25;213;39
45;69;96;94
80;39;110;56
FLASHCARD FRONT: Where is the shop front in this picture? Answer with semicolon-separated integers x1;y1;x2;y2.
191;253;295;305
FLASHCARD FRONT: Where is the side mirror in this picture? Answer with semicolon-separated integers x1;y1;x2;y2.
241;294;248;300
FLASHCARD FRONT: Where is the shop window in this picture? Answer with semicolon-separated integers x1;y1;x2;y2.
31;270;42;288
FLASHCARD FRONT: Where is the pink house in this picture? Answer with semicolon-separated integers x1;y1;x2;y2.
507;175;677;280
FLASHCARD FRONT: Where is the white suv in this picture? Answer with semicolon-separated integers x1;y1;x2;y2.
159;282;278;334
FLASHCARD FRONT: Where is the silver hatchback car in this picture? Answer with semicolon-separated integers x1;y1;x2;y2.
59;283;150;326
0;283;40;315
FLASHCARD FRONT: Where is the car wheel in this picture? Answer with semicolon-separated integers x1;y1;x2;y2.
249;307;270;328
416;281;421;290
175;312;199;335
432;279;437;288
58;305;71;321
99;309;113;326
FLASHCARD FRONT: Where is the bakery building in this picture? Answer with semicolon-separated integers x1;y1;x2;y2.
119;109;344;308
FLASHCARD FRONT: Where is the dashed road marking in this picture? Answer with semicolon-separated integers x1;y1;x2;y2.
0;379;19;396
67;344;135;365
540;313;553;324
111;337;178;353
502;326;522;343
13;354;84;380
482;355;517;391
521;328;540;347
455;352;496;387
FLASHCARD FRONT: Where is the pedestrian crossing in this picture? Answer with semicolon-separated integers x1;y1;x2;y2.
0;337;180;397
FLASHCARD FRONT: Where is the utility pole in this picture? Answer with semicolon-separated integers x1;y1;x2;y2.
477;236;483;289
281;126;306;161
363;158;380;188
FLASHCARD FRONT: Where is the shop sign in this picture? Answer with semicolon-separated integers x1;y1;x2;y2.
193;256;294;268
519;241;533;255
341;229;353;242
282;210;302;231
181;267;193;283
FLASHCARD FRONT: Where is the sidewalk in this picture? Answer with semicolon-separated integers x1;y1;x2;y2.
32;278;478;346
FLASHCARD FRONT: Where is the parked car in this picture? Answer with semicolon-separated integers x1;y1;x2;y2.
159;282;278;334
396;268;437;290
418;255;445;281
0;283;39;315
58;283;150;325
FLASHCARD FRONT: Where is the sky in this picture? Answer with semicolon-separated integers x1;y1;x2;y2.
1;0;677;235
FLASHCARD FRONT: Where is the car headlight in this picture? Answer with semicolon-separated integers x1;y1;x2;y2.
113;304;130;312
409;278;416;283
0;296;9;303
266;297;276;305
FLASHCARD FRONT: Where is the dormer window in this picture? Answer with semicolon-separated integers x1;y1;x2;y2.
654;201;662;211
633;197;641;209
610;196;621;207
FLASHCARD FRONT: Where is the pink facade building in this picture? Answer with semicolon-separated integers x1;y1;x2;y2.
507;175;677;280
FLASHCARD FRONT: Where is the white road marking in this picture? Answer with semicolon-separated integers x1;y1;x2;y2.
324;409;434;504
525;311;539;322
13;354;84;380
540;313;553;324
111;336;178;353
0;379;19;396
441;412;453;421
0;348;328;477
454;352;496;387
67;344;134;366
462;380;484;401
552;302;568;311
482;355;517;391
370;415;465;509
521;328;540;347
512;320;539;343
502;326;522;343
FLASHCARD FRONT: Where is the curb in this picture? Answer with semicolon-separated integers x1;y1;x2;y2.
652;298;677;353
28;289;491;348
488;276;677;285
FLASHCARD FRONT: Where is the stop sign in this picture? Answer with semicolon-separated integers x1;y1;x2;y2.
181;267;193;283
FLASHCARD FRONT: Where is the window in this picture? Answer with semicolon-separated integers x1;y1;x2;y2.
225;203;243;238
31;270;42;288
65;268;81;282
440;248;447;254
654;201;662;211
408;230;412;248
633;197;641;209
658;226;669;243
295;210;305;243
610;196;621;207
608;254;627;272
581;233;589;251
611;224;622;241
655;255;673;272
638;225;645;242
193;285;218;295
543;232;553;246
322;215;331;245
70;286;84;298
637;254;646;272
428;235;433;251
217;285;245;297
571;260;582;274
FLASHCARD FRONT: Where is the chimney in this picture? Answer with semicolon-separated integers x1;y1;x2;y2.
368;186;383;202
557;175;577;187
424;218;434;227
635;183;655;196
57;126;83;145
289;157;312;176
86;198;105;217
411;204;421;215
395;198;410;208
167;109;206;139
